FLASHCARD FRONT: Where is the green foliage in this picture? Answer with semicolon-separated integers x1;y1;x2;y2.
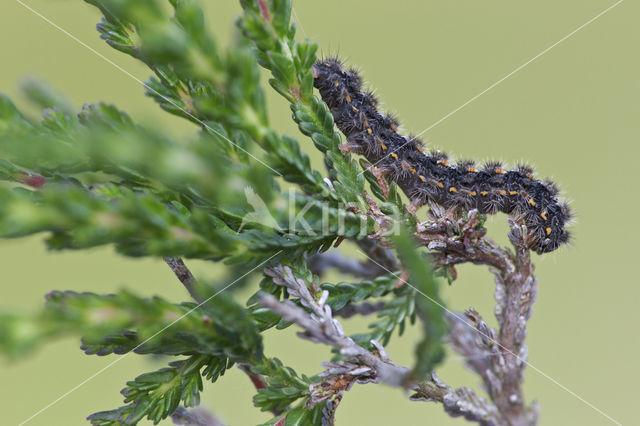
238;0;367;209
351;287;417;348
0;184;240;258
0;0;450;424
0;97;269;209
1;289;263;362
322;270;415;349
249;271;400;331
259;403;328;426
21;77;74;114
393;227;447;379
88;355;229;425
251;358;329;426
86;0;332;200
251;357;311;414
320;272;400;311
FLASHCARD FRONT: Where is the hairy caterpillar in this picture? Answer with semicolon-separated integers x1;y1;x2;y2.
313;59;571;254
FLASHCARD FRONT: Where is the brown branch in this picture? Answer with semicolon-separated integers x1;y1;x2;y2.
411;204;538;425
236;363;285;417
171;406;225;426
414;205;512;273
446;309;503;403
162;258;282;418
412;373;503;426
163;257;200;302
262;267;408;387
307;251;387;279
262;265;500;425
333;301;386;318
354;236;399;273
491;221;538;425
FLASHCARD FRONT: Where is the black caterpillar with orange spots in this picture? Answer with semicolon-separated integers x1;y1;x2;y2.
313;59;571;254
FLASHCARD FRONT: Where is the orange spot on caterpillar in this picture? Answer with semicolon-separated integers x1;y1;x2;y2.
352;106;359;112
409;168;416;174
367;128;372;134
380;143;387;150
470;191;477;196
509;190;518;195
495;168;506;174
419;175;426;182
324;62;330;66
438;160;450;167
436;181;444;188
364;120;369;127
449;187;457;193
391;124;398;132
391;153;399;160
334;80;339;87
499;190;507;196
346;94;351;103
480;191;489;196
541;210;548;220
528;198;536;207
527;173;535;179
467;167;478;173
416;145;425;154
546;227;552;235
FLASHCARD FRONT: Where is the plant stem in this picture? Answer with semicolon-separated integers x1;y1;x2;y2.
163;257;200;302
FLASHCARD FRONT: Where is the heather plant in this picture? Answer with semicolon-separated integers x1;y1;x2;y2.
0;1;564;425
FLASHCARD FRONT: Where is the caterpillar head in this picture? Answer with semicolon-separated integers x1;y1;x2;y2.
532;202;572;253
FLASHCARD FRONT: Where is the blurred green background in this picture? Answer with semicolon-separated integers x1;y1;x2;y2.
1;0;638;425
